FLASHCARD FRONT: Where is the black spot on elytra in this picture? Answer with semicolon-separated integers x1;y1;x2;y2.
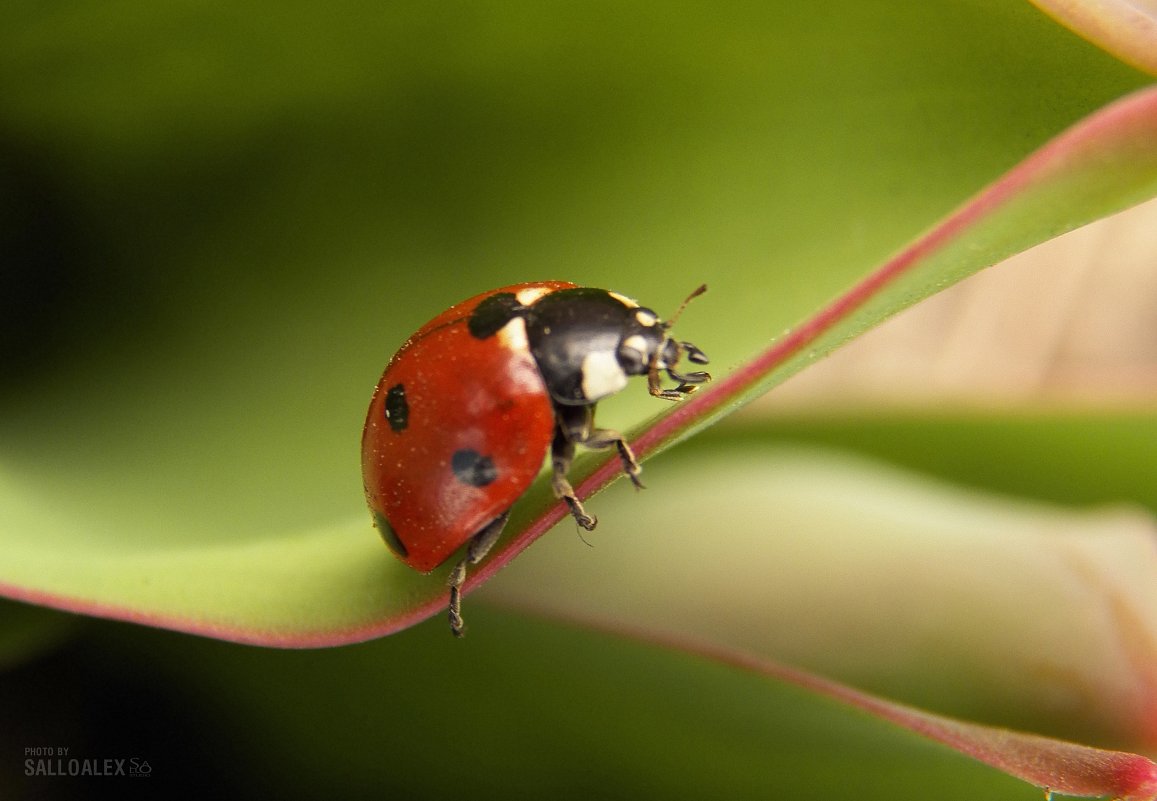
384;383;409;432
467;293;523;339
451;449;498;487
373;510;408;558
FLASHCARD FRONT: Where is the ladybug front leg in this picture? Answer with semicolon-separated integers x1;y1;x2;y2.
580;427;644;490
447;512;509;637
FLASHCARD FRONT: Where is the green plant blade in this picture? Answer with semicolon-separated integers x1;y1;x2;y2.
0;0;1155;645
4;84;1157;645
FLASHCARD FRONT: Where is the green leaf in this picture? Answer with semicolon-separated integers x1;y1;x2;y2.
0;0;1154;645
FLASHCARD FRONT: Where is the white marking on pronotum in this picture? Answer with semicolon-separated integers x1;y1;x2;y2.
495;316;529;352
581;349;629;401
607;290;638;308
515;286;555;306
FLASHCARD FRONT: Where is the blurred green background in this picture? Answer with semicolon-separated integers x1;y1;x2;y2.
1;1;1152;798
0;0;1145;542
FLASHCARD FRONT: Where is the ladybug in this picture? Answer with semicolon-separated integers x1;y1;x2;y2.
361;281;710;636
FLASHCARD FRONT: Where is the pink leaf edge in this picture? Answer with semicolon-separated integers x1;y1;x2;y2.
616;620;1157;801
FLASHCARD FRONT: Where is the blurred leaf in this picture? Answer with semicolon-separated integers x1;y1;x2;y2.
489;445;1157;751
710;413;1157;510
0;600;76;670
49;613;1130;801
631;628;1157;801
1030;0;1157;76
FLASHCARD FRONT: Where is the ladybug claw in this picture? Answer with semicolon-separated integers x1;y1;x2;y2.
560;494;597;531
625;464;645;490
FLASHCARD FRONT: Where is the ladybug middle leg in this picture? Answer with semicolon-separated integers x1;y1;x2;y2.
550;404;644;530
550;429;598;531
447;512;509;638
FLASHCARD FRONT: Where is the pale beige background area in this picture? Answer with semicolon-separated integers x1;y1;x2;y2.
749;197;1157;411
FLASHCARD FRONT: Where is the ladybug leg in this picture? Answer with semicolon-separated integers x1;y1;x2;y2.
647;367;687;401
555;404;645;490
550;426;598;531
447;512;509;638
580;428;644;490
648;364;706;401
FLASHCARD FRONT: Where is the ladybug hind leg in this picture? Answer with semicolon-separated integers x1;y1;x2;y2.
447;512;509;638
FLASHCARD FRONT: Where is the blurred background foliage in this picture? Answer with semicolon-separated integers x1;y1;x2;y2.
0;0;1153;798
0;0;1146;543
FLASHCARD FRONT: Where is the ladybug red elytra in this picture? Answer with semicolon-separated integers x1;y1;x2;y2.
361;281;710;636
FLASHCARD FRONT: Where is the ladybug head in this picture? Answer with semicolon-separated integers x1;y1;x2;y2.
649;332;710;399
623;284;711;400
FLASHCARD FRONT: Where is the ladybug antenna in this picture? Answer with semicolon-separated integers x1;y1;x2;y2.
665;284;707;329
